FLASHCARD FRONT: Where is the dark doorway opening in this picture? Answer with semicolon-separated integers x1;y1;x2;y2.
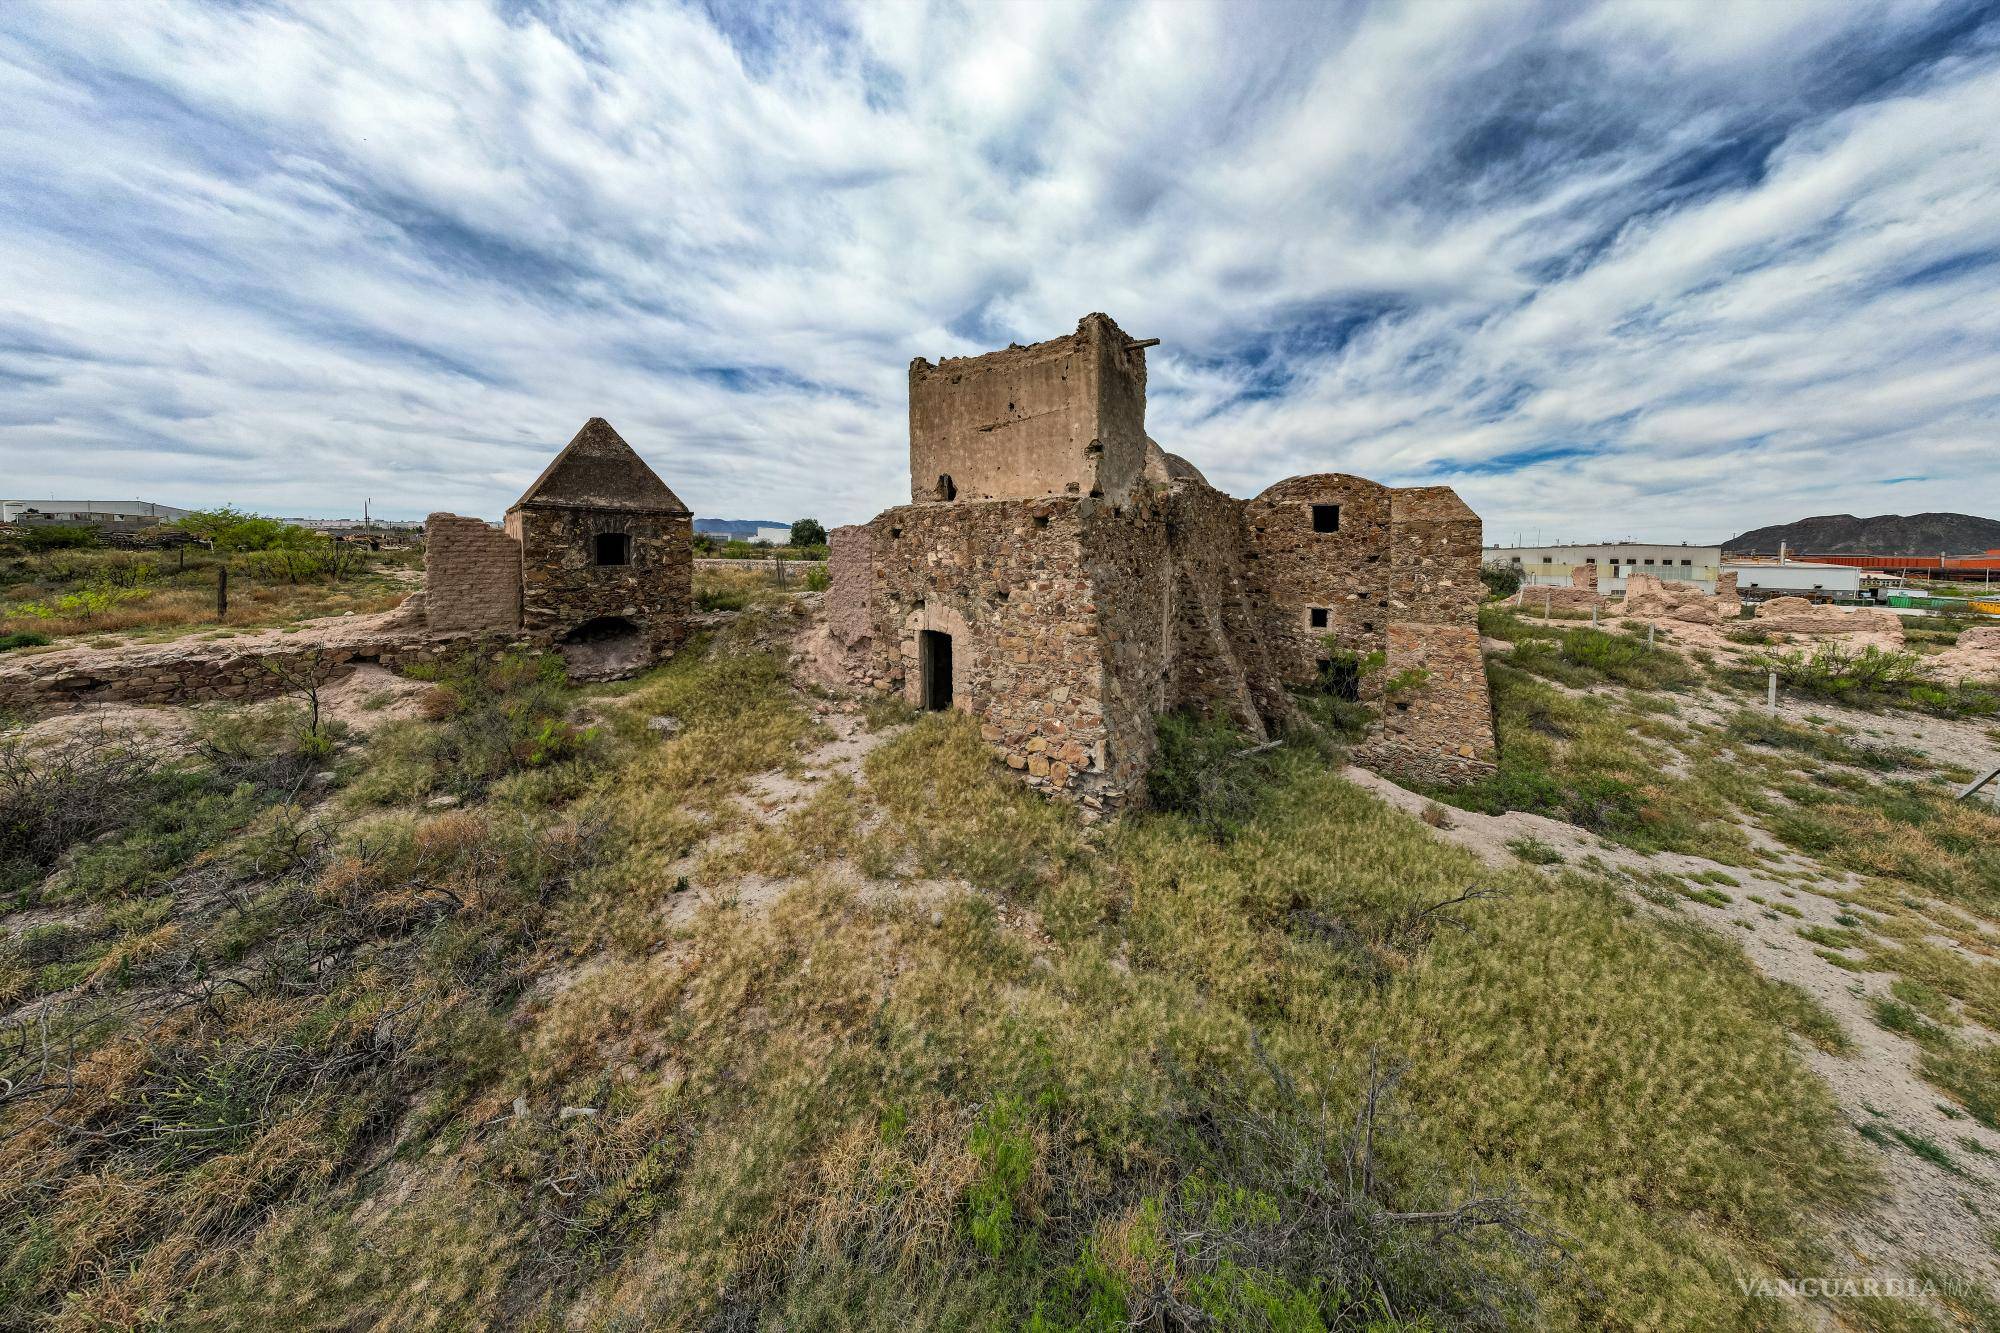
936;474;957;501
561;615;646;680
594;532;631;566
919;630;953;711
1322;657;1361;702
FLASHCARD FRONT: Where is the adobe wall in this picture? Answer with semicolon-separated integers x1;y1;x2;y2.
511;505;692;655
854;497;1121;806
908;313;1148;508
423;512;522;634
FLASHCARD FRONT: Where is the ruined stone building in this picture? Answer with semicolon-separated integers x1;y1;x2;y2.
0;418;692;715
819;314;1496;811
420;417;693;676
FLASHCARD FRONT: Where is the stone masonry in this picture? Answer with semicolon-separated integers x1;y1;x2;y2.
820;313;1498;810
0;419;693;717
427;417;694;677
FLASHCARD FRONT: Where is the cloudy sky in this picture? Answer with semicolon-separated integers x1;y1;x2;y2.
1;0;1996;538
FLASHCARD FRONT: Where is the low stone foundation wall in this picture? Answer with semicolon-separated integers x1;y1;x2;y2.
0;609;511;717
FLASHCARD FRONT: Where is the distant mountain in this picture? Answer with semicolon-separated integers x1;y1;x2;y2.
693;518;790;538
1723;512;2000;556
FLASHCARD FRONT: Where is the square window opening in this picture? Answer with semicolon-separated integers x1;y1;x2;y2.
1311;504;1341;533
1309;607;1329;628
593;532;631;566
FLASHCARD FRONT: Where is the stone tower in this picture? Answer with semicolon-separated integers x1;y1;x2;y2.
503;418;693;675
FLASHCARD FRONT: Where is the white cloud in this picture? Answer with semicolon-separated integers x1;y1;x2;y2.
0;0;1993;541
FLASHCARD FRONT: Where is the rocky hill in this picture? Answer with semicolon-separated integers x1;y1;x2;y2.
1724;511;2000;555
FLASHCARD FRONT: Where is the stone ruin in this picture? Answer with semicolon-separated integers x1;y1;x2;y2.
415;417;693;679
0;418;692;713
814;313;1497;812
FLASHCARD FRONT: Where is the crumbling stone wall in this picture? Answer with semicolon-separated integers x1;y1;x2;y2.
508;505;692;657
1244;475;1395;686
838;312;1499;809
1352;623;1495;784
855;497;1121;805
422;512;522;634
1623;573;1731;624
0;614;469;715
1152;480;1286;736
909;313;1149;507
1753;597;1904;639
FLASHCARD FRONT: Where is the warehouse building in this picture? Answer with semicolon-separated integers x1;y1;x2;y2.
1482;542;1722;594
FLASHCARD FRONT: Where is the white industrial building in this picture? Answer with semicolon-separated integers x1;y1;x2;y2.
2;499;192;525
1482;542;1722;593
1723;558;1899;603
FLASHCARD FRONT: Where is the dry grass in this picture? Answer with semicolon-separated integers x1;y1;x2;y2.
0;547;412;645
0;627;1913;1330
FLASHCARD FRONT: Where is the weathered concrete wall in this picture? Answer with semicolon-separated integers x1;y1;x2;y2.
908;313;1148;508
422;513;522;634
511;504;692;656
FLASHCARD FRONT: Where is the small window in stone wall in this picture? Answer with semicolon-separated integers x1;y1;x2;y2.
594;532;631;566
1312;504;1341;533
1309;607;1329;628
936;474;956;501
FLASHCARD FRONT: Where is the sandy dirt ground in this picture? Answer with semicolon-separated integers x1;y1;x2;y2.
1347;683;2000;1289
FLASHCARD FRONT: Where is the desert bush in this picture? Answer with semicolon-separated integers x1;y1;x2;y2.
1724;710;1924;770
1146;711;1278;841
1479;562;1522;600
1508;627;1694;691
391;650;591;798
1748;642;1923;702
14;524;99;551
0;724;172;894
0;630;50;651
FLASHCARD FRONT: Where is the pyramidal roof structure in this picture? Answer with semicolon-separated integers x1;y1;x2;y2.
511;418;689;515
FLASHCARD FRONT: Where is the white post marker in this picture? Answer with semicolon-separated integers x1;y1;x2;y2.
1647;623;1655;651
1767;669;1778;711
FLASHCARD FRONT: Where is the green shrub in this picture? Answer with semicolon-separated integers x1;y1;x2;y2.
1748;643;1923;702
1146;712;1277;840
1479;562;1522;599
14;524;99;551
0;631;51;652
